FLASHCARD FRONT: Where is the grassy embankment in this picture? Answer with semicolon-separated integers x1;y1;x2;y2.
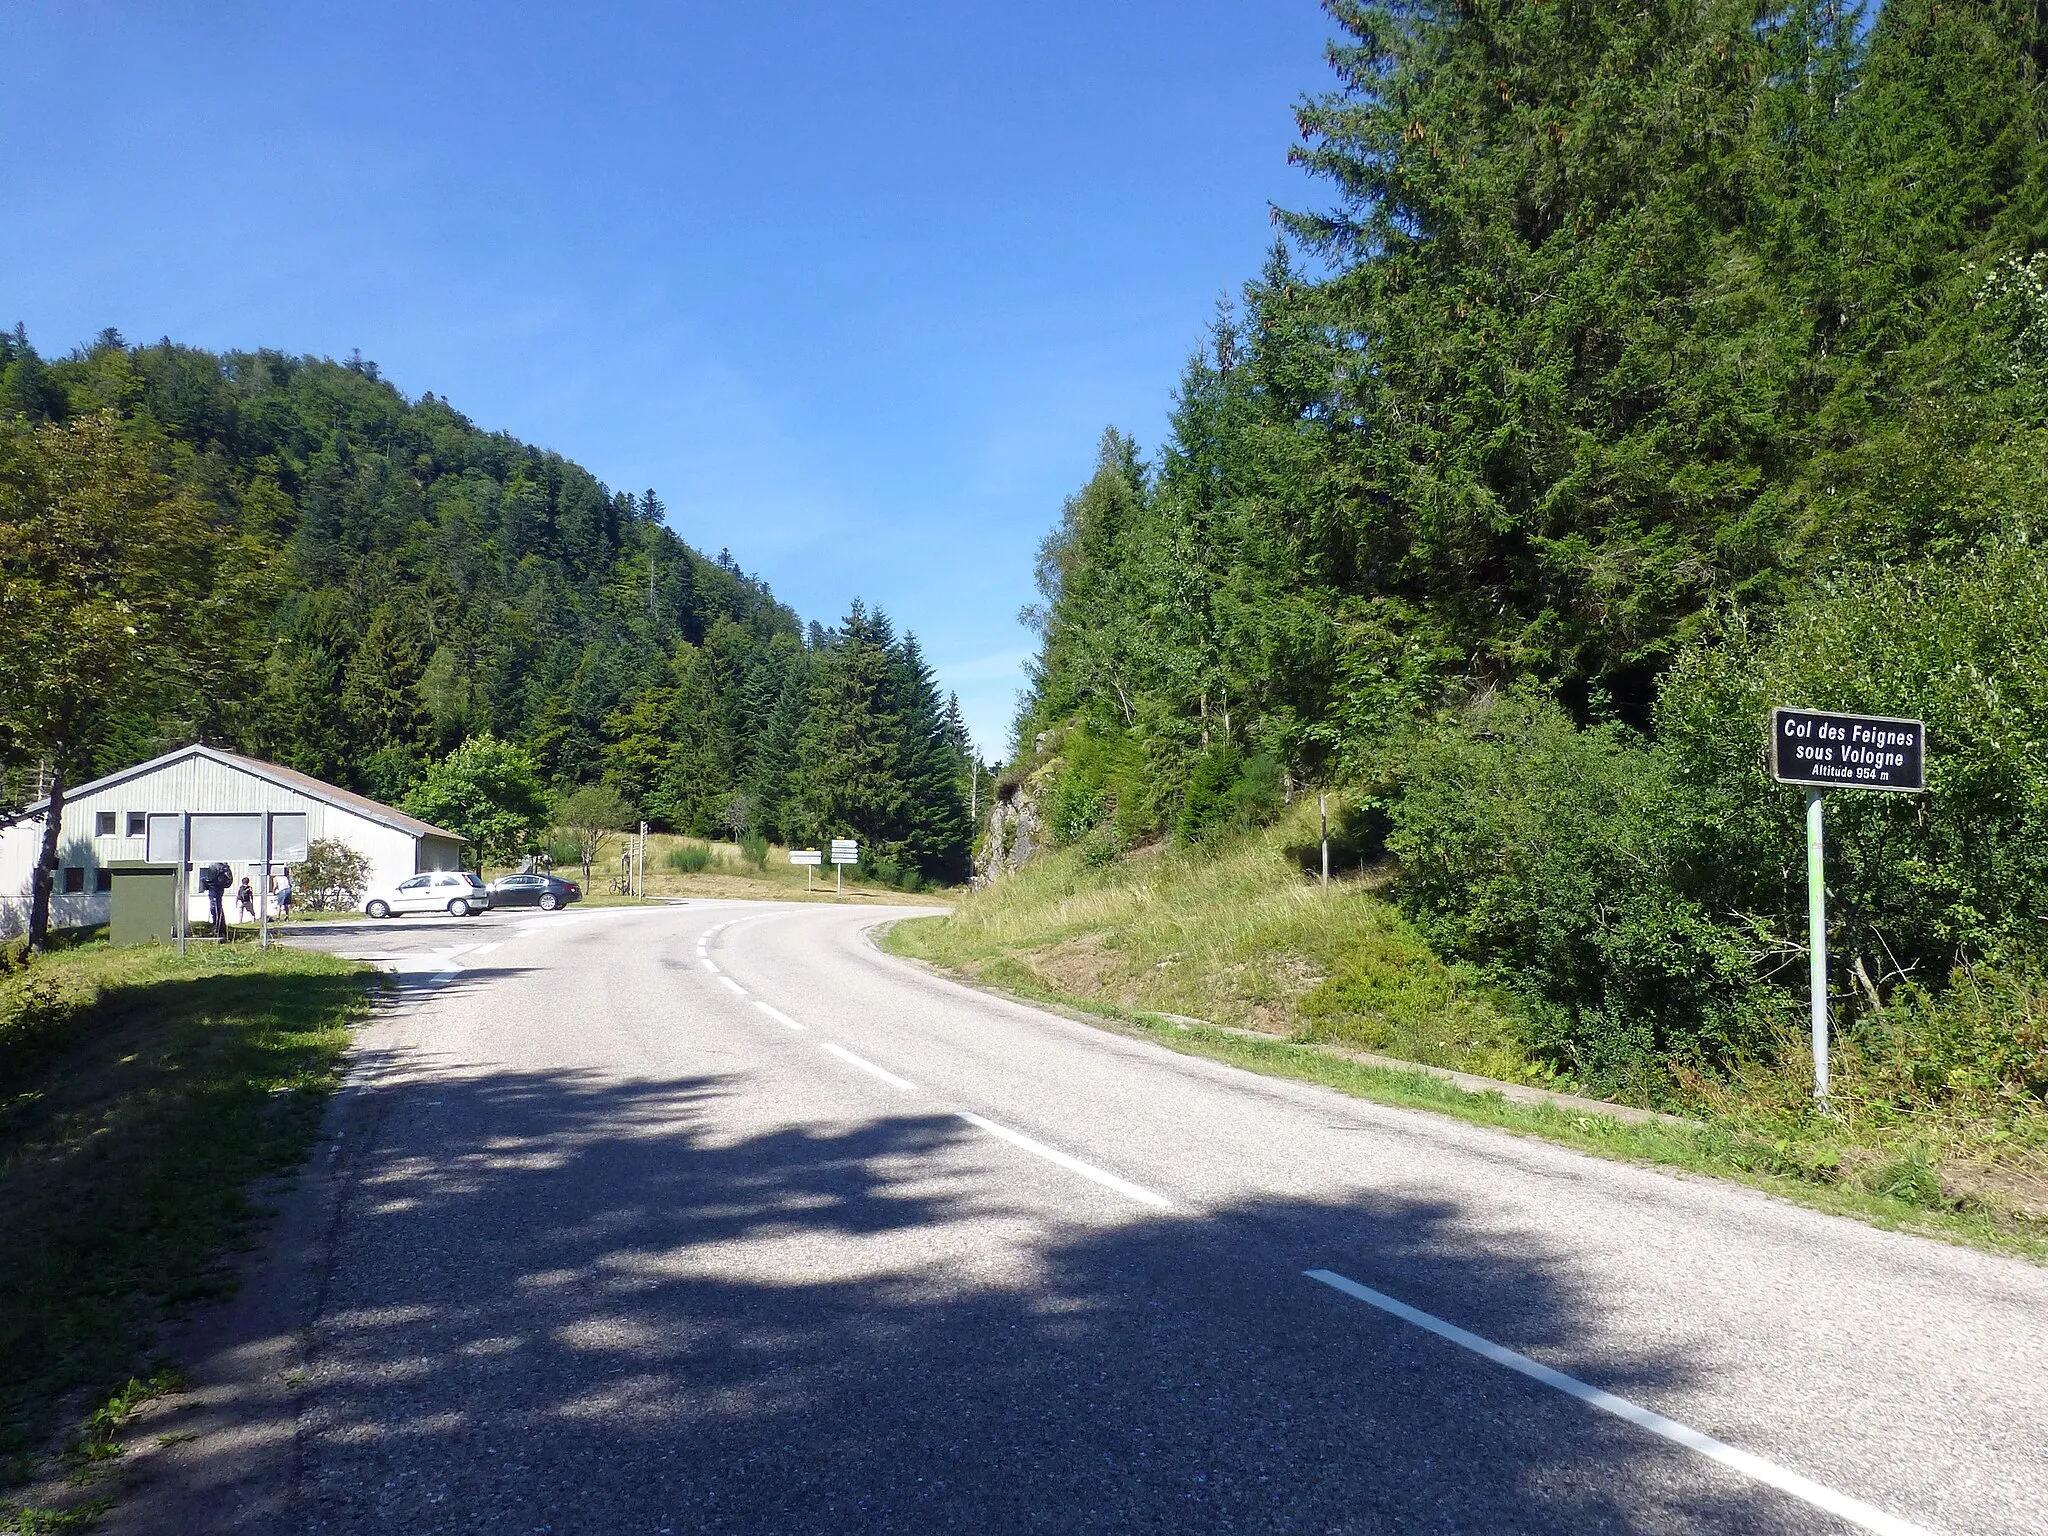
1;940;372;1527
883;801;2048;1260
502;832;949;906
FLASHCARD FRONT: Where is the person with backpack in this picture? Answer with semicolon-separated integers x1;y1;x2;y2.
201;861;233;940
236;875;257;923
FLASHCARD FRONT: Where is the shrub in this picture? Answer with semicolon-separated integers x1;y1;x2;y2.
666;843;714;875
297;839;371;913
1176;748;1285;844
1386;689;1766;1095
1384;543;2048;1099
739;833;769;869
1655;541;2048;998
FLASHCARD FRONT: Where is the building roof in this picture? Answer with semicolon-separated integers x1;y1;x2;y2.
25;744;465;844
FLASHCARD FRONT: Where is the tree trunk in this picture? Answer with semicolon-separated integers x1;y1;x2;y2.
28;766;64;953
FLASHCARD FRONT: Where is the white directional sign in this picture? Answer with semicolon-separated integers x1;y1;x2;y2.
830;839;858;864
789;849;823;866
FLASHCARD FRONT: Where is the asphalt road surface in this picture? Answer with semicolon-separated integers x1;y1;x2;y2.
114;901;2047;1534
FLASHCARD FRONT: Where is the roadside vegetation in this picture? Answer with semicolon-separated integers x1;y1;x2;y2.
888;800;2048;1258
953;0;2048;1259
0;940;371;1513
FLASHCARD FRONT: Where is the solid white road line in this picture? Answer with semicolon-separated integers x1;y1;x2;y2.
957;1111;1175;1211
1303;1269;1935;1536
718;975;747;996
819;1041;919;1093
750;1000;806;1031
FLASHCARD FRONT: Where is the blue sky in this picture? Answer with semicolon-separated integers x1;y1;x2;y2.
2;1;1338;758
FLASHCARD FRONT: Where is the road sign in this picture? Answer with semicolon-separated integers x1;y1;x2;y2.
789;849;823;866
1769;708;1925;793
146;811;309;864
830;839;858;864
1769;706;1929;1109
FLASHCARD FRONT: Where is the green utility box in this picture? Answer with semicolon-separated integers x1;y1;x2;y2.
108;861;177;947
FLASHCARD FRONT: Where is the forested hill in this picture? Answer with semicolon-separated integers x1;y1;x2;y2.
0;331;974;882
1011;0;2048;1093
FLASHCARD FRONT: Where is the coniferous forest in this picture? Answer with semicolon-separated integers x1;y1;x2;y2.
1013;0;2048;1096
0;334;975;885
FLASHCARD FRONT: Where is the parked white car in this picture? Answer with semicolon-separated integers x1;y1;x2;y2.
362;870;492;919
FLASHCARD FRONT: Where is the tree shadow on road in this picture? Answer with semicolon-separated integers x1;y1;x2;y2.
188;1062;1851;1534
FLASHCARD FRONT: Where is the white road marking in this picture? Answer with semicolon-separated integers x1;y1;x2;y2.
819;1042;919;1093
751;1000;806;1031
718;975;747;996
1303;1269;1936;1536
957;1112;1175;1211
700;958;719;973
471;942;501;956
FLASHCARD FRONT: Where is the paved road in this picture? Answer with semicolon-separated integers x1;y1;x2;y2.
118;901;2047;1534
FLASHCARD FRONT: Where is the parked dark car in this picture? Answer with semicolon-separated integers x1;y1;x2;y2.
486;872;582;911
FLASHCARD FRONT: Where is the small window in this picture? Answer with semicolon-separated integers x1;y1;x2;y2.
62;867;85;894
95;812;116;837
94;869;113;893
398;876;430;890
126;812;146;837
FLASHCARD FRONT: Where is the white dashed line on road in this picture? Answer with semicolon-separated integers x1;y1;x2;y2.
1303;1269;1935;1536
751;1000;806;1031
819;1041;919;1093
956;1112;1175;1211
718;975;747;996
700;958;719;973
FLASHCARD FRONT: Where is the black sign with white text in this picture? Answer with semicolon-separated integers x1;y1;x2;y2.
1769;708;1925;792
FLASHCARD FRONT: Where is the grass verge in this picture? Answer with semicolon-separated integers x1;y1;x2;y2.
883;807;2047;1262
1;941;373;1509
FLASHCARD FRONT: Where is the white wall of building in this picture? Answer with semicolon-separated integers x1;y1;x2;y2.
0;751;461;937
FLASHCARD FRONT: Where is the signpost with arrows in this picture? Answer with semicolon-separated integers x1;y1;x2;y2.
830;838;858;899
790;847;821;892
1768;708;1927;1106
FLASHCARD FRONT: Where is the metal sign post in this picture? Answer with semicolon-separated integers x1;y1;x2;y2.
178;811;190;956
1319;794;1329;889
829;838;858;899
1768;708;1927;1108
790;847;822;893
260;814;271;950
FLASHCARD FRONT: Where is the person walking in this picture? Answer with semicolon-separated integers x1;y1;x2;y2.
203;862;231;941
272;867;294;921
236;875;257;923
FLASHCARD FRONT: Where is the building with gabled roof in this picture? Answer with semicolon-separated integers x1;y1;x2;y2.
0;744;464;936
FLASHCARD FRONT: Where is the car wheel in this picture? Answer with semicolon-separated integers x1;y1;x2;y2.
366;900;390;919
448;898;471;917
539;893;559;911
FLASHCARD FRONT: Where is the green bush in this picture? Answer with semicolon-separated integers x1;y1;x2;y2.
1842;966;2048;1110
1386;689;1766;1096
738;833;769;869
862;854;924;892
1176;747;1285;844
0;960;100;1083
297;838;372;913
666;843;714;874
1655;541;2048;996
1384;543;2048;1100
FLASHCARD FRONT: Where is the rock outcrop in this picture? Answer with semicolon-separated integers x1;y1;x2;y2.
973;731;1057;885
